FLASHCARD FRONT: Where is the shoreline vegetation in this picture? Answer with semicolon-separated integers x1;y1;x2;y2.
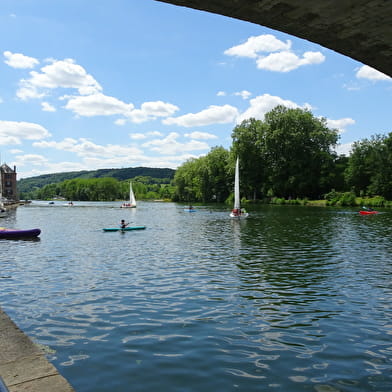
17;107;391;208
265;194;392;208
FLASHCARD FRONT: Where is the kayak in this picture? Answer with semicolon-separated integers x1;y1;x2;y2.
359;210;378;215
184;209;196;212
0;228;41;239
103;226;146;232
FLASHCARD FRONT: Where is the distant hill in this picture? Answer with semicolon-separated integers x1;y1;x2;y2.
18;167;176;193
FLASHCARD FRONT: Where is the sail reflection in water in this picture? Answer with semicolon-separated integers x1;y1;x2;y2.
0;202;391;392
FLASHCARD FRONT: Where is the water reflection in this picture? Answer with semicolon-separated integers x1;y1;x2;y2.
0;202;391;391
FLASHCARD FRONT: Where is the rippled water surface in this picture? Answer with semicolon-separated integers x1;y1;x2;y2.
1;202;391;391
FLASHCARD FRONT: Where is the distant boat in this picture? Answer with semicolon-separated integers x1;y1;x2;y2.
230;157;249;219
121;182;136;208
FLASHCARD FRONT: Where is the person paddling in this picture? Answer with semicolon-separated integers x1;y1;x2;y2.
120;219;129;229
362;206;374;211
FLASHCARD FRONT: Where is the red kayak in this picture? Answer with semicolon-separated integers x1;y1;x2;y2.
359;210;378;215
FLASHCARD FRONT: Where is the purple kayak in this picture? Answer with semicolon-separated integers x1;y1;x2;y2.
0;228;41;239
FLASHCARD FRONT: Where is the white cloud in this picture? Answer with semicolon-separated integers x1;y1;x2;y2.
335;142;353;156
129;132;162;140
16;85;45;100
224;34;291;58
33;137;142;158
234;90;252;100
4;51;39;69
326;118;355;133
184;131;217;140
356;65;391;81
343;82;361;91
14;153;49;166
17;58;102;100
256;51;325;72
64;93;134;117
0;120;51;145
225;34;325;72
142;132;209;154
237;94;303;123
147;131;163;137
217;91;226;97
12;56;179;124
14;158;88;179
163;104;239;127
124;101;179;124
115;118;127;126
130;133;147;140
141;101;179;118
41;101;56;112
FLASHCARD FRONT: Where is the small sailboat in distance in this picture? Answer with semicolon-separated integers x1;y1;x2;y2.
121;181;137;208
230;157;249;218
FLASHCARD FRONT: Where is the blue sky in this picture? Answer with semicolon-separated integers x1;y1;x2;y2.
0;0;391;179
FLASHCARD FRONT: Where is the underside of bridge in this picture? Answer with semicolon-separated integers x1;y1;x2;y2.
156;0;392;77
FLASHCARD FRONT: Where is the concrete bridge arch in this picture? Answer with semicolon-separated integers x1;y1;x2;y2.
156;0;392;77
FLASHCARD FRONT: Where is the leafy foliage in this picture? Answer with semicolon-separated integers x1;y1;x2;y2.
345;133;392;199
18;167;175;195
21;176;175;201
16;107;392;205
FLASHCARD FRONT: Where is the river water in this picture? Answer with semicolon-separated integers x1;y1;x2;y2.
0;201;391;391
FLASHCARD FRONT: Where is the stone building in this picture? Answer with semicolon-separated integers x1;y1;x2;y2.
0;163;18;202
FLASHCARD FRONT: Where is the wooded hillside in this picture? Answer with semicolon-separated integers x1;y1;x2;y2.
18;167;175;194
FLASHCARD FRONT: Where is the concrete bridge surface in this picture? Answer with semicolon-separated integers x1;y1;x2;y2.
156;0;392;77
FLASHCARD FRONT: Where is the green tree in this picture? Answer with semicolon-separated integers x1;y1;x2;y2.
231;118;267;199
173;147;231;202
346;133;392;198
205;147;231;202
263;106;339;199
174;158;203;202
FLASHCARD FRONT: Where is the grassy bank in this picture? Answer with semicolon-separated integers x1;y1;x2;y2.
265;193;392;208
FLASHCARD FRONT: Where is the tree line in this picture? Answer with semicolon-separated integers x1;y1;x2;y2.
17;167;175;194
21;176;175;201
173;106;392;205
20;105;391;204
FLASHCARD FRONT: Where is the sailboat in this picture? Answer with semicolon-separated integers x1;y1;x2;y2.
230;157;248;218
121;182;137;208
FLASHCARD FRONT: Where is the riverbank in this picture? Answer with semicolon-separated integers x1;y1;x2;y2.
0;308;74;392
253;194;392;208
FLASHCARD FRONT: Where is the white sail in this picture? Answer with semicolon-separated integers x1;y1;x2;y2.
129;182;136;206
233;157;240;211
121;181;136;208
230;157;248;218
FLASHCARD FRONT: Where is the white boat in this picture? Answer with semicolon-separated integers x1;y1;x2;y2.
230;157;249;218
121;182;136;208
